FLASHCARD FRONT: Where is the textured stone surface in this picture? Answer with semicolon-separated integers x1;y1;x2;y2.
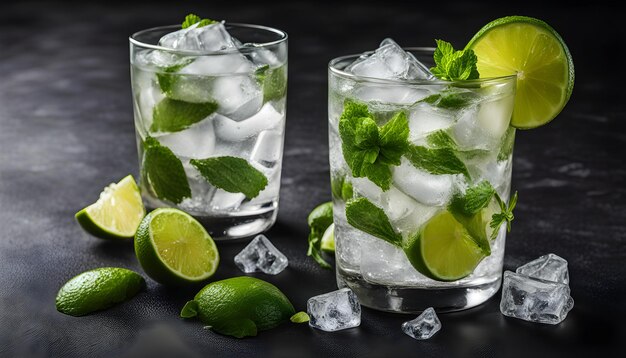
0;1;624;357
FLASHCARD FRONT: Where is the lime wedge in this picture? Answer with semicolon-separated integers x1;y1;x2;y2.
466;16;574;129
321;223;335;253
75;175;145;240
403;211;486;281
134;208;219;285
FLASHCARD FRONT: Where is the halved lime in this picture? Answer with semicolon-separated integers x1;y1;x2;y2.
403;211;486;281
321;223;335;253
466;16;574;129
75;175;145;240
134;208;219;285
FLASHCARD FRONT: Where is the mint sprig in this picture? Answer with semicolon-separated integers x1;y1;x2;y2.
190;157;268;199
430;40;479;81
490;191;518;240
143;136;191;204
345;197;402;247
339;101;409;190
151;98;217;133
306;202;334;269
181;14;218;29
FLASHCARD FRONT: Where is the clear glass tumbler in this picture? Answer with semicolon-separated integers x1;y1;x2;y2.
130;23;287;240
328;48;517;312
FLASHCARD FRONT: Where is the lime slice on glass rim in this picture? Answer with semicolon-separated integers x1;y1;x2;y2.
134;208;219;285
466;16;574;129
75;175;145;240
403;211;487;282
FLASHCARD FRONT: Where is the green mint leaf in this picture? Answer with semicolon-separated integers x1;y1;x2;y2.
345;197;402;246
190;156;268;199
290;311;310;323
489;191;518;240
261;66;287;103
151;98;217;133
339;101;409;191
420;90;477;109
426;130;458;149
182;14;218;29
405;145;469;177
156;58;195;94
307;202;334;269
143;136;191;204
430;40;479;81
331;175;354;202
449;181;496;217
497;126;516;161
180;300;199;318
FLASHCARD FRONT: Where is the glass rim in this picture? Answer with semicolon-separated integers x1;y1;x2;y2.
129;23;288;55
328;47;517;86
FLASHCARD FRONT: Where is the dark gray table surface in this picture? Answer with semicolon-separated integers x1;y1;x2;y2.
1;1;624;357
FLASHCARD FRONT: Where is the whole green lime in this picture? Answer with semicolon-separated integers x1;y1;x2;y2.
180;276;295;338
56;267;145;316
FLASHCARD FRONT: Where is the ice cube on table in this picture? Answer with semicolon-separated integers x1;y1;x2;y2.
346;38;434;80
392;158;460;206
214;103;283;142
516;254;569;285
352;85;430;105
402;307;442;340
307;288;361;332
210;189;245;211
158;22;238;52
408;103;455;142
155;116;216;159
250;130;283;168
500;271;574;325
234;234;288;275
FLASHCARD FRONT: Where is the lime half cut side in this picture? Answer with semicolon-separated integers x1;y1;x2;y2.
75;175;145;240
466;16;574;129
403;211;486;281
135;208;219;285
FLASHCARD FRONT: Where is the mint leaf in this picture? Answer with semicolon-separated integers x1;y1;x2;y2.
421;90;476;109
190;156;267;199
180;300;198;318
426;130;458;150
151;98;217;133
182;14;218;29
307;202;333;269
490;191;518;240
143;136;191;204
405;145;469;177
290;311;310;323
345;197;402;246
339;101;409;190
156;58;194;94
430;40;479;81
331;175;353;201
254;65;270;83
497;126;516;161
260;66;287;103
450;181;496;217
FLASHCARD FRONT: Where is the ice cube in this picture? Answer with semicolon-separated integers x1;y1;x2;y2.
158;22;238;52
381;186;419;222
360;236;425;285
346;38;434;80
210;189;245;211
351;177;384;206
179;53;253;76
516;254;569;285
233;234;288;275
307;288;361;332
178;163;216;213
214;103;283;142
135;80;164;131
210;75;263;120
452;96;512;151
334;221;363;270
352;85;430;105
250;130;283;168
392;158;461;206
500;271;574;325
408;103;455;143
247;166;281;205
401;307;442;340
155;116;216;159
476;94;514;139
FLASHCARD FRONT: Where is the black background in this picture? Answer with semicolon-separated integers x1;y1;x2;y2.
0;1;624;357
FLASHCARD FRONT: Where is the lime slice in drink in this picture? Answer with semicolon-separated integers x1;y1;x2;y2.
321;223;335;253
466;16;574;129
134;208;219;285
75;175;145;240
180;276;295;338
404;211;486;281
56;267;145;316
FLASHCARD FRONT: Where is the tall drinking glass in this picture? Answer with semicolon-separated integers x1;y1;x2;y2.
129;24;287;240
328;48;517;312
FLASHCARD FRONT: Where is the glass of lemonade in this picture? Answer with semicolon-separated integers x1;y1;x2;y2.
129;20;287;240
328;40;517;312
